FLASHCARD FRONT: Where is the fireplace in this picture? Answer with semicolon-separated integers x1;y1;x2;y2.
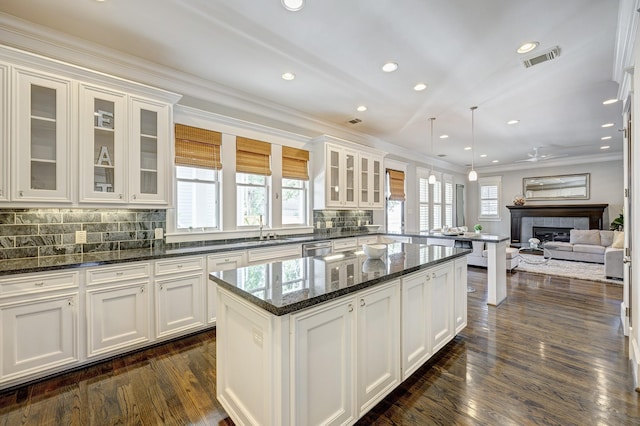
532;226;572;244
506;204;607;244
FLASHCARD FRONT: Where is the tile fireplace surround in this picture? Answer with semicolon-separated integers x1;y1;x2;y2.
506;204;608;244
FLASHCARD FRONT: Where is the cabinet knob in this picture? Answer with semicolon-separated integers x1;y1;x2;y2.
141;286;145;293
360;299;365;307
19;190;23;197
132;194;137;200
68;298;73;306
160;285;163;290
119;194;123;199
348;304;353;312
432;272;437;279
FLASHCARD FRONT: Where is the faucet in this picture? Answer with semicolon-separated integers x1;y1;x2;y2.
259;215;264;240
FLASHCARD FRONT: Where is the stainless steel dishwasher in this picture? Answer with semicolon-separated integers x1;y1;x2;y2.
302;241;333;257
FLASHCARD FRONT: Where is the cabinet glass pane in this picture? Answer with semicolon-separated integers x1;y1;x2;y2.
140;109;158;194
373;160;381;203
361;157;368;202
330;265;340;290
345;262;355;286
346;153;355;202
94;99;116;193
30;85;57;190
330;150;340;202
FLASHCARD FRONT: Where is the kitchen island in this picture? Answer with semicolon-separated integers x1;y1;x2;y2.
210;242;470;426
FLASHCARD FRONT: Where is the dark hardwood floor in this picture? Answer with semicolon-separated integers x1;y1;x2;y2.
1;269;638;425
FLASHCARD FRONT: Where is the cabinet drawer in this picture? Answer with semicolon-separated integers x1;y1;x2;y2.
333;238;357;252
86;263;150;286
155;256;204;276
357;236;379;246
0;271;79;297
248;244;301;263
207;252;246;273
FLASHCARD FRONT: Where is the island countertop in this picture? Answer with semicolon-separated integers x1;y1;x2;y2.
210;242;470;316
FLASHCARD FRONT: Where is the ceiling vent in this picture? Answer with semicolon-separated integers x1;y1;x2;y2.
522;46;561;68
348;118;362;124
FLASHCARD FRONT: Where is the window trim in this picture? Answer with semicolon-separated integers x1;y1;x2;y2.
478;176;502;221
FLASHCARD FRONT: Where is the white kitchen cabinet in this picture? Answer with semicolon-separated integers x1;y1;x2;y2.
128;96;170;204
358;153;384;209
357;235;379;246
401;269;432;380
454;257;468;333
430;262;455;353
247;243;301;265
155;256;205;338
85;262;151;358
207;251;247;324
12;66;72;202
332;237;357;253
0;290;79;385
0;63;8;201
312;253;359;294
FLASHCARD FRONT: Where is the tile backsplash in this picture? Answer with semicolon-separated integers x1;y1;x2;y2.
313;210;373;235
0;208;166;260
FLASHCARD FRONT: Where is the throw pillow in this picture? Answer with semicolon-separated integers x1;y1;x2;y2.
612;231;624;248
570;230;601;245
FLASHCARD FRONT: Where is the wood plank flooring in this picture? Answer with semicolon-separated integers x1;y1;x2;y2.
1;268;638;425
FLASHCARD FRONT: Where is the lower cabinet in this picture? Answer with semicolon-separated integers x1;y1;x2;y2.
430;263;454;353
454;257;468;333
291;280;400;424
207;251;247;324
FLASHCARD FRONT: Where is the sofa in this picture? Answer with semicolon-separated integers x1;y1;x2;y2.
467;241;520;272
544;229;624;279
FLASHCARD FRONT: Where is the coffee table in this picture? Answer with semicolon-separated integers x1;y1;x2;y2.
512;243;552;264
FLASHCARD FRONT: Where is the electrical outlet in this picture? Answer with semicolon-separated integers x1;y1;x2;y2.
326;221;333;228
75;230;87;244
154;228;164;239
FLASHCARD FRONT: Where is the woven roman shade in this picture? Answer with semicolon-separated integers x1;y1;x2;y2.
282;146;310;180
387;169;406;201
236;137;272;176
175;124;222;170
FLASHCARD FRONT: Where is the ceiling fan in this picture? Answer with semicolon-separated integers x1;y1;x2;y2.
514;147;568;163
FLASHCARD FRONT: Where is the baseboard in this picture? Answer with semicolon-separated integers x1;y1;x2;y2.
630;330;640;392
621;302;630;336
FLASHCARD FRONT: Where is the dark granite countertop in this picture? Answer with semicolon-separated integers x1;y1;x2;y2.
0;231;383;277
210;242;471;316
406;232;510;243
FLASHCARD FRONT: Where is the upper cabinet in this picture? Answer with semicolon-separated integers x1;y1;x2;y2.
12;67;72;202
0;46;181;207
312;135;386;210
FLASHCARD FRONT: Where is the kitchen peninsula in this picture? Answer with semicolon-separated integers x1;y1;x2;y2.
210;242;470;426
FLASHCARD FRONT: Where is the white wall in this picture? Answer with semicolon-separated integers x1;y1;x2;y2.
466;160;624;237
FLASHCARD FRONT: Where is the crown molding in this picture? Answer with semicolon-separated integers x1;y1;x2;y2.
614;0;640;100
475;152;623;174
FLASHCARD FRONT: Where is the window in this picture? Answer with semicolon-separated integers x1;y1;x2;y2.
281;258;306;294
237;173;269;226
419;177;430;231
174;124;221;231
281;146;309;226
432;178;442;229
417;169;456;231
386;169;405;233
444;176;453;227
478;176;502;220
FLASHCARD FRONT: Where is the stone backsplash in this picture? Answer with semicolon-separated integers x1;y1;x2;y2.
313;210;373;235
0;208;166;261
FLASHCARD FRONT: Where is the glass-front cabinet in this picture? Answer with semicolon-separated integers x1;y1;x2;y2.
79;84;126;202
359;153;383;209
13;67;72;202
0;64;7;201
128;97;169;204
326;143;358;208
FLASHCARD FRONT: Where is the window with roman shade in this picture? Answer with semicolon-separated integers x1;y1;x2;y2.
387;169;405;201
282;146;309;180
175;124;222;170
236;137;272;176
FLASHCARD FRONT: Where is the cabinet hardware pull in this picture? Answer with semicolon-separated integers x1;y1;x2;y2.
34;282;45;286
19;190;23;197
68;298;73;306
432;273;437;279
119;194;123;199
426;276;430;281
348;304;353;312
224;258;229;262
116;272;124;276
360;299;365;306
177;265;183;268
160;285;163;290
141;286;145;293
132;194;137;200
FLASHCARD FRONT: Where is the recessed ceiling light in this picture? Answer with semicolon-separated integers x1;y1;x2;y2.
507;120;520;125
382;62;398;73
601;136;612;140
601;123;614;128
492;160;499;163
601;145;610;150
439;134;449;139
281;0;304;11
464;146;472;151
414;83;427;91
281;72;295;81
517;41;539;54
480;154;487;158
356;105;367;112
602;98;618;105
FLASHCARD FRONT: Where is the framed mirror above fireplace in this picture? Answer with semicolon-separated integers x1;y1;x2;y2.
523;173;590;201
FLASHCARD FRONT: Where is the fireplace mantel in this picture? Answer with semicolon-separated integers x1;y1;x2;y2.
506;204;608;243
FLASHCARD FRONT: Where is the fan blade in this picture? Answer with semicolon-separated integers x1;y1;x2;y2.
514;157;539;163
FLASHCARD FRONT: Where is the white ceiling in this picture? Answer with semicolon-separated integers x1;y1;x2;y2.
0;0;624;171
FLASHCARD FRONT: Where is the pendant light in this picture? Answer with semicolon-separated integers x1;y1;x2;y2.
428;117;437;184
468;106;478;182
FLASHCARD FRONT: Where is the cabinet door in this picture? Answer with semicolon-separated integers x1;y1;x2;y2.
343;148;358;207
401;270;431;379
1;293;78;379
430;262;455;353
13;68;72;202
129;97;170;204
0;63;8;201
454;257;468;333
326;144;342;207
371;155;383;208
79;83;127;202
207;251;246;324
291;297;356;426
357;281;400;416
155;273;204;338
86;281;150;358
359;154;370;206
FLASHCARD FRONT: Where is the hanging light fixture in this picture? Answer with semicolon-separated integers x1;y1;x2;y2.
468;106;478;182
428;117;437;184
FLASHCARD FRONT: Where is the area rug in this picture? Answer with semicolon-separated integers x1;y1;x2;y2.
515;254;623;285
